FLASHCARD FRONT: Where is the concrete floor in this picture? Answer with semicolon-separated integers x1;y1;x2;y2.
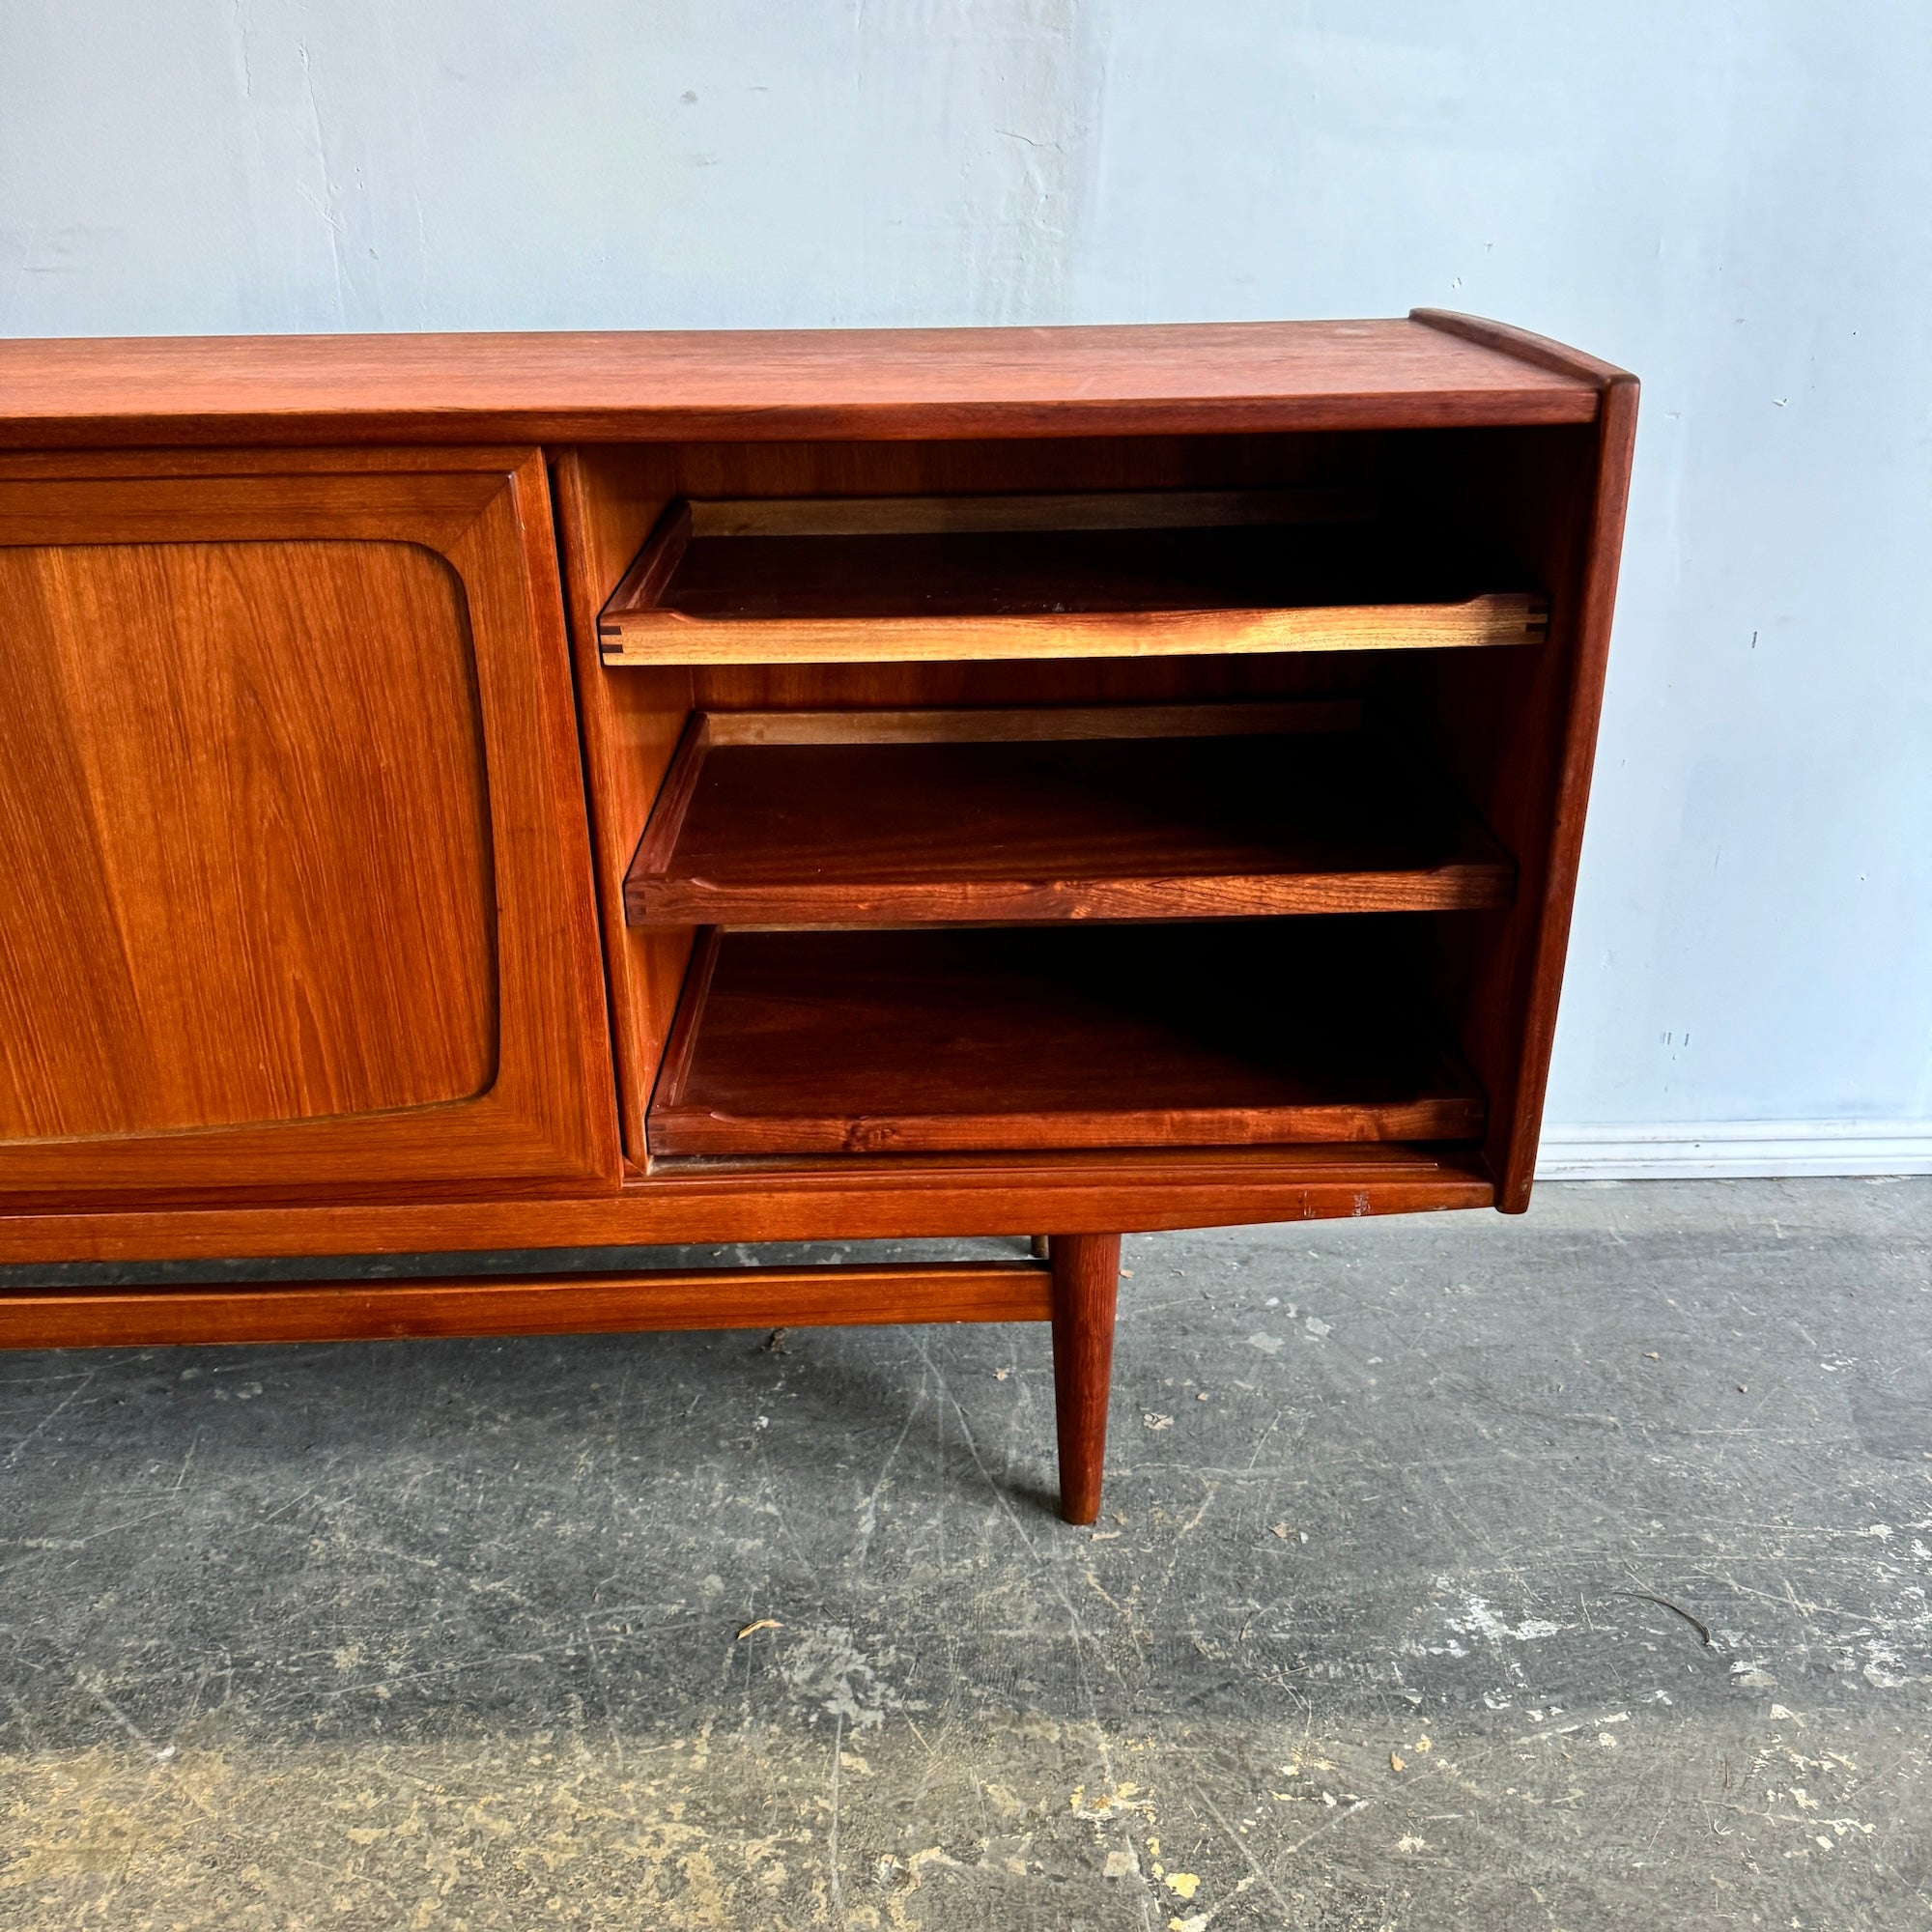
1;1179;1928;1930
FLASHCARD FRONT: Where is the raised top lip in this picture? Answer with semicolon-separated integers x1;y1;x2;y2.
0;314;1629;446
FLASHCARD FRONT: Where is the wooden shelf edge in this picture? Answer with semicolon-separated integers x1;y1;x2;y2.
650;1102;1487;1158
0;1259;1054;1351
638;1141;1492;1183
599;592;1548;667
630;709;711;877
626;864;1516;928
649;925;723;1115
604;497;692;621
696;699;1366;747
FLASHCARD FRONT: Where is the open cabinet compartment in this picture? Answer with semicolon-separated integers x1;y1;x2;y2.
557;395;1628;1206
597;487;1549;666
647;920;1488;1157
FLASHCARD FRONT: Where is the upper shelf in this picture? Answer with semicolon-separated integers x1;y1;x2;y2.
597;490;1549;667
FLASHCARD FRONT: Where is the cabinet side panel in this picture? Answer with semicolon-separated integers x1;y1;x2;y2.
1407;396;1636;1210
552;448;696;1164
1493;382;1637;1205
0;538;497;1138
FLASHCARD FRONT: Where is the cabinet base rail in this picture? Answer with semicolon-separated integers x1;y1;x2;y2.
0;1239;1125;1523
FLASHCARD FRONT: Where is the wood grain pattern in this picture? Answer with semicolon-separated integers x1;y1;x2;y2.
602;594;1547;668
1485;378;1641;1208
624;714;1516;927
0;472;502;547
0;320;1604;449
0;1261;1052;1351
1049;1233;1122;1523
1415;432;1599;1222
0;538;496;1136
0;1143;1494;1264
1409;308;1635;389
606;496;693;613
698;700;1364;745
649;927;724;1134
549;447;695;1169
647;926;1486;1156
0;451;619;1201
629;711;713;879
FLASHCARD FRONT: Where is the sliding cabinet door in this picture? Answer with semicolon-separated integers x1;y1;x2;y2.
0;449;617;1202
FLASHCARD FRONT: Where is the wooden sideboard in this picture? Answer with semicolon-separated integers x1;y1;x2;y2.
0;313;1636;1521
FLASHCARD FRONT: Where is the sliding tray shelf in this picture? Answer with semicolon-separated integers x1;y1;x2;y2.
626;702;1517;927
597;490;1549;667
647;923;1487;1157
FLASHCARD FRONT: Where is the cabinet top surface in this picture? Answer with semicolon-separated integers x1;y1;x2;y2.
0;313;1627;447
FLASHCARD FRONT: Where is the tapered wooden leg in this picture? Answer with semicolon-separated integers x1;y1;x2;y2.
1049;1232;1121;1524
1029;1236;1051;1259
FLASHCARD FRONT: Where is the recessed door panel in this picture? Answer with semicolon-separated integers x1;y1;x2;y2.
0;452;617;1201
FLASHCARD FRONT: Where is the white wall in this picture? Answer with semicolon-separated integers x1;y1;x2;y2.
5;2;1929;1167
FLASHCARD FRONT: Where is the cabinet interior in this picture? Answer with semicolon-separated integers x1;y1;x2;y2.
557;418;1601;1178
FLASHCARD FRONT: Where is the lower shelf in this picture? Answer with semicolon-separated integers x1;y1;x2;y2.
647;923;1485;1156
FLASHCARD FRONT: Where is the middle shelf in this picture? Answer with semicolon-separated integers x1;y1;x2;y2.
626;702;1516;927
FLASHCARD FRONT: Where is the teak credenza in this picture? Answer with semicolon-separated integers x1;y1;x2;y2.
0;314;1635;1523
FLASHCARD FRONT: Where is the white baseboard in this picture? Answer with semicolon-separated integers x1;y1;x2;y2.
1536;1119;1932;1180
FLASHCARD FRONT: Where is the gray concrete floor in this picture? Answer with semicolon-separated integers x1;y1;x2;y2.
1;1179;1929;1930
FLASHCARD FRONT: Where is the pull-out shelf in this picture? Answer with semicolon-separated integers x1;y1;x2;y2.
597;490;1548;666
626;702;1516;927
647;922;1487;1157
